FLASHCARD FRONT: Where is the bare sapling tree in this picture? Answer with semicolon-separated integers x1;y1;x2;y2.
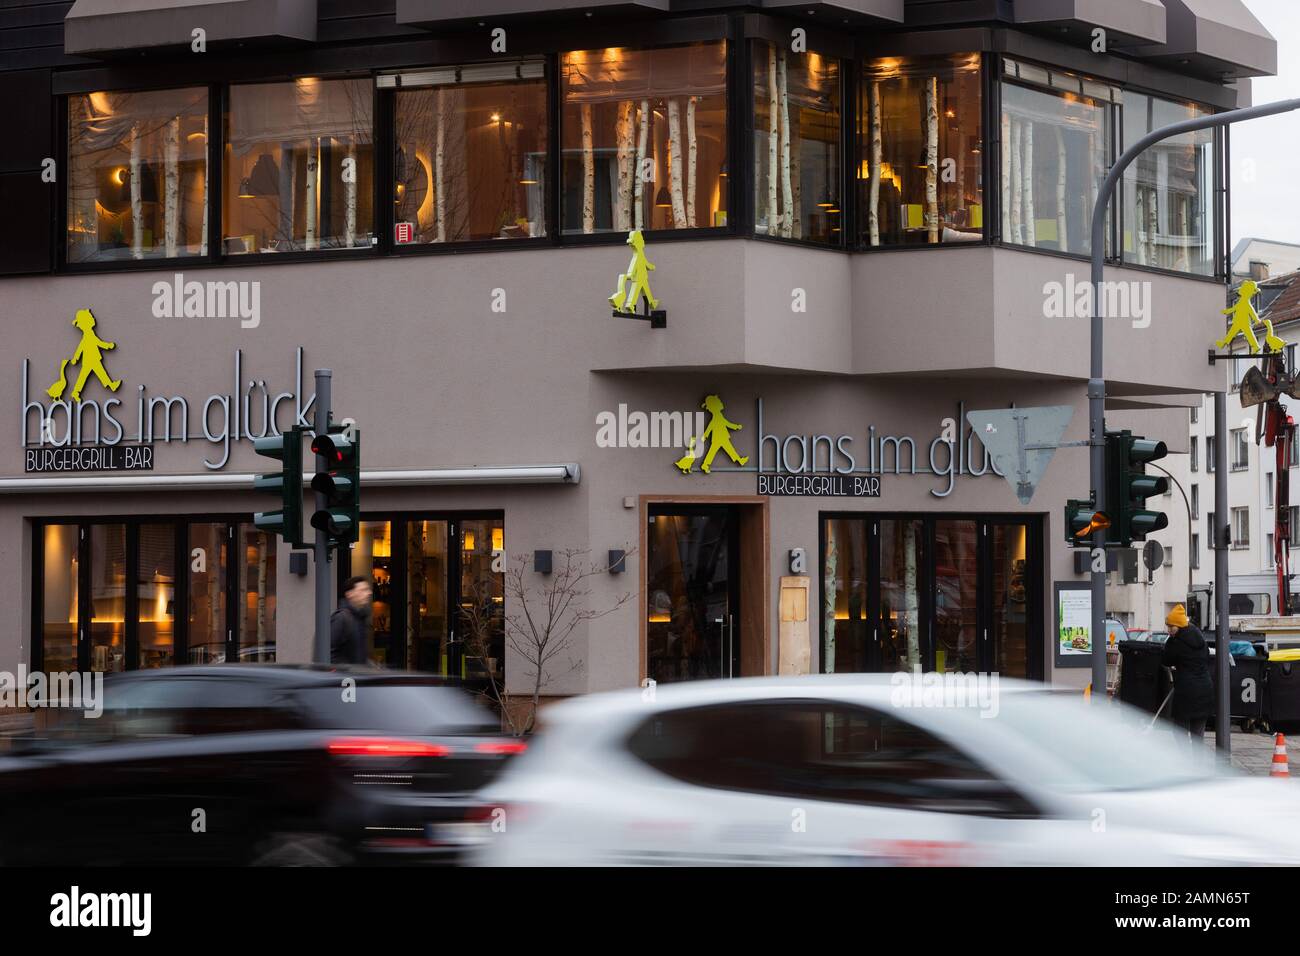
462;548;635;735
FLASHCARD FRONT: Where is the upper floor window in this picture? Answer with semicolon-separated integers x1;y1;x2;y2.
223;78;373;255
67;87;210;264
861;53;982;247
751;42;841;245
561;42;728;235
1121;94;1215;276
387;60;549;244
1000;59;1115;257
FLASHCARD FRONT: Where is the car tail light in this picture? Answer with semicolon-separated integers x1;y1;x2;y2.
327;737;451;757
475;740;528;756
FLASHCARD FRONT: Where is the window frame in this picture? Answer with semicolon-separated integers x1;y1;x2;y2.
1230;505;1250;549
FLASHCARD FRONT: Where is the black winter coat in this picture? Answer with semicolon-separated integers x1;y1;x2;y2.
1161;625;1213;720
330;601;369;665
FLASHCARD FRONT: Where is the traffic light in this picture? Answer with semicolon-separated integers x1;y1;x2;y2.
1064;498;1110;545
310;425;360;548
253;426;305;547
1105;429;1169;546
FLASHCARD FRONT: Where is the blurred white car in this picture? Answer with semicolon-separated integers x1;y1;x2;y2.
473;675;1300;866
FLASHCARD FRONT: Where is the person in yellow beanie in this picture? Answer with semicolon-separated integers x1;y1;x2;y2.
1160;604;1212;746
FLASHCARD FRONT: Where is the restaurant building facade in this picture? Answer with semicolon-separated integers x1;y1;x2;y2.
0;0;1276;698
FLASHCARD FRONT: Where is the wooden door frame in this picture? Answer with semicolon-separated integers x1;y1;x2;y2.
639;494;770;684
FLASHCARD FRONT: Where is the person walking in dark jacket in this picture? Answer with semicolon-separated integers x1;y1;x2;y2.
1161;604;1213;746
330;575;373;665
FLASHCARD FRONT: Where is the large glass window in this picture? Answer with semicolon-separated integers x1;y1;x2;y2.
41;525;79;674
89;524;126;673
407;519;449;673
562;42;728;234
752;42;841;244
861;54;982;246
137;523;175;669
390;62;548;243
352;521;394;666
67;87;209;263
188;522;227;664
459;519;505;685
224;78;373;254
879;518;925;672
237;525;276;662
1001;59;1114;256
823;518;869;673
933;520;977;674
1122;94;1214;275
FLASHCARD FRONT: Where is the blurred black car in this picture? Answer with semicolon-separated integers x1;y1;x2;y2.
0;665;523;866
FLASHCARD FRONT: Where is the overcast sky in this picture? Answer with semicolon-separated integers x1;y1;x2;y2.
1230;0;1300;247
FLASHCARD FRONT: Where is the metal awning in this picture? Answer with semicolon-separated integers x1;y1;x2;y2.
396;0;669;28
64;0;318;58
761;0;903;24
1132;0;1276;79
0;464;580;494
1012;0;1166;46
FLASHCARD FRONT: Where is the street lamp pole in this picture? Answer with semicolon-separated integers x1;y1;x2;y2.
1086;98;1300;725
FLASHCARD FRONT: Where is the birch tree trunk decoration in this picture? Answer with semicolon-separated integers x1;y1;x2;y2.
634;99;649;230
434;89;447;243
904;524;921;668
999;110;1011;243
1146;185;1158;266
1055;126;1068;253
305;138;319;250
869;81;881;246
1009;118;1022;244
667;98;686;228
767;44;779;236
344;139;357;247
925;75;939;244
199;116;209;256
823;530;837;674
615;100;633;231
130;123;143;259
778;50;793;239
686;96;698;228
257;539;268;644
164;115;180;258
1021;120;1035;246
581;103;595;234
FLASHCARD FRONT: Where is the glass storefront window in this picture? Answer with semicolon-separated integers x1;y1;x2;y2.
41;525;79;674
752;42;841;244
992;524;1029;677
188;523;227;664
822;518;869;672
879;518;925;672
391;62;548;243
237;525;276;662
861;54;982;246
933;520;977;673
1122;93;1215;275
1000;59;1114;256
561;42;728;234
67;87;209;263
88;524;127;673
224;78;374;254
352;521;394;666
138;524;175;669
407;520;449;673
459;519;505;684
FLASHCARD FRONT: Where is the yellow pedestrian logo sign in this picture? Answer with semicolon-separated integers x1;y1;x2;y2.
609;229;658;314
1217;279;1286;355
675;395;750;475
47;308;122;402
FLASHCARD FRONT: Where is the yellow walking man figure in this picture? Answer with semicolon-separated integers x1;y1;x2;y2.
47;308;122;402
1217;279;1286;355
609;229;658;314
696;394;749;474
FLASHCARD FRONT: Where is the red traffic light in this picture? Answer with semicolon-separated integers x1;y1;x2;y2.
311;434;344;463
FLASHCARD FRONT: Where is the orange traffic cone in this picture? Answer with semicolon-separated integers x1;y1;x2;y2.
1271;733;1290;778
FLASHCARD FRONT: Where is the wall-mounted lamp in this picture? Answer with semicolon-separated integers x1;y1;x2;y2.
608;550;626;574
534;550;552;574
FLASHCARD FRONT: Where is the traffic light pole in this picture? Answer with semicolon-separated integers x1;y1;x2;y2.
1086;97;1300;719
1214;390;1230;752
313;369;333;665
